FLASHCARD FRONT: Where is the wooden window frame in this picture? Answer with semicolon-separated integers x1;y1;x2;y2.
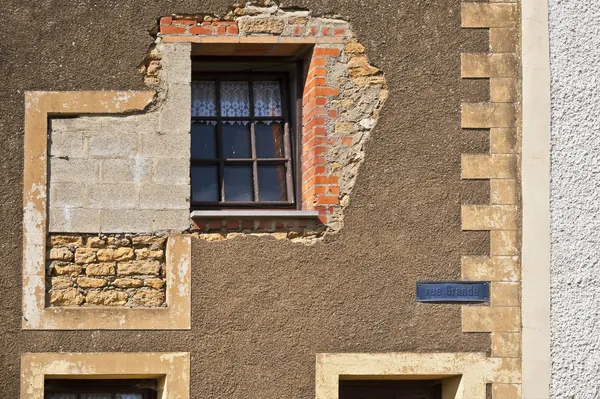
191;68;302;210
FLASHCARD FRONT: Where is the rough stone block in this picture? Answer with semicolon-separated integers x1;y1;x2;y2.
49;288;84;306
50;158;99;183
238;17;285;34
51;277;73;290
88;131;138;158
101;209;154;233
86;237;106;248
490;78;517;103
490;28;517;53
85;262;116;276
50;235;84;246
144;278;165;290
461;255;520;281
462;306;521;332
492;332;521;357
154;158;190;185
52;263;83;277
77;277;107;288
49;131;86;158
86;290;128;306
132;235;167;247
461;205;519;230
112;278;144;288
491;230;519;255
461;53;517;78
106;237;131;247
117;260;161;276
74;248;97;264
49;208;102;233
51;183;86;209
135;248;164;260
490;128;517;154
139;183;189;210
96;248;134;262
491;179;518;204
491;282;520;306
88;183;138;209
49;247;74;262
462;154;517;179
461;103;516;128
131;289;165;307
462;3;518;28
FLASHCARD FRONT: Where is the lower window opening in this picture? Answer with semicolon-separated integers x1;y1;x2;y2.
44;379;158;399
339;379;443;399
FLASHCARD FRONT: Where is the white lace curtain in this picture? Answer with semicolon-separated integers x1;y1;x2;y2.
192;80;282;120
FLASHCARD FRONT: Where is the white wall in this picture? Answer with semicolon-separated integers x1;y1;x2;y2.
548;1;600;397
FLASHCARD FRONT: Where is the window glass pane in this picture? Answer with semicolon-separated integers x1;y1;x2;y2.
256;122;284;158
222;123;251;158
81;394;112;399
116;394;144;399
47;395;77;399
191;165;219;202
224;165;253;202
253;81;282;117
220;81;250;117
191;121;217;159
192;81;217;117
258;164;287;202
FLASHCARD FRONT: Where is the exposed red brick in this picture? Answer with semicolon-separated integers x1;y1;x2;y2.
173;18;197;25
322;28;332;36
190;25;213;35
308;27;318;35
208;220;222;230
293;26;303;35
226;25;239;34
334;28;345;36
160;17;173;26
316;196;339;205
226;219;240;230
329;186;340;195
313;47;341;57
161;25;186;34
216;26;226;34
342;137;353;146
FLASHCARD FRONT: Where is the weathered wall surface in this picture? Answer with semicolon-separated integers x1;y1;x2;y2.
548;1;600;397
0;0;490;397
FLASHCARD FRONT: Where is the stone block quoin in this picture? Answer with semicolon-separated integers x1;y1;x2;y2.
460;2;522;398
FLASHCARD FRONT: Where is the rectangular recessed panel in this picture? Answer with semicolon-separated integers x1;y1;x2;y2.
258;164;287;201
191;121;217;159
220;81;250;117
256;122;284;158
253;81;282;117
191;165;219;202
222;122;251;158
192;81;217;116
224;164;253;202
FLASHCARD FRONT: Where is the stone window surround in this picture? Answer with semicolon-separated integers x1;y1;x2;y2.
315;352;520;399
20;352;190;399
23;90;191;330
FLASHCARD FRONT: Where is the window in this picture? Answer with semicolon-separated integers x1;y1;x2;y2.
44;379;158;399
191;70;297;209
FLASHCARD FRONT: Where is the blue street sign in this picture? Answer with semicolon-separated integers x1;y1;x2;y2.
416;281;489;303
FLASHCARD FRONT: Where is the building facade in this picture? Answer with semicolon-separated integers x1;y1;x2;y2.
0;0;579;397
